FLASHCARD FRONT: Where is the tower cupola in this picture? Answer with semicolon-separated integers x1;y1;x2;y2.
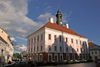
56;9;62;26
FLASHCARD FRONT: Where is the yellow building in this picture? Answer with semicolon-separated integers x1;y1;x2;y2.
0;27;14;63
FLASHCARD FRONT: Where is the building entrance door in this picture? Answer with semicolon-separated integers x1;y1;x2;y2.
49;56;51;61
55;56;57;62
40;55;42;61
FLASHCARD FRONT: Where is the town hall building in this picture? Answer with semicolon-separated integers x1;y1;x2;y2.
27;9;89;62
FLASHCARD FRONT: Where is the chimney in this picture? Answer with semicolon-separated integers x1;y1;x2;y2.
49;18;54;23
91;40;93;43
65;23;69;28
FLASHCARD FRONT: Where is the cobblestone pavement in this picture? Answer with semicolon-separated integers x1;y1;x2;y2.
38;62;96;67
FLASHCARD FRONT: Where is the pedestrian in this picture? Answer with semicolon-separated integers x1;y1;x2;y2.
8;61;11;64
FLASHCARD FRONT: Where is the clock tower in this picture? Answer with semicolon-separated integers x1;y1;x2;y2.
56;9;63;26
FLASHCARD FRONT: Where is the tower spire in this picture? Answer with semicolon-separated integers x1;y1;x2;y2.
56;9;62;26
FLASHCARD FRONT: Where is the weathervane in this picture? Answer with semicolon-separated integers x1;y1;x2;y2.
58;2;60;9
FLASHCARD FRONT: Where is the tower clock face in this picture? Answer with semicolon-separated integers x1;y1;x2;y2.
60;22;62;24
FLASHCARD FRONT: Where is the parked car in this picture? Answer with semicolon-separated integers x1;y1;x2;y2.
5;61;28;67
95;59;100;63
27;61;36;67
38;61;47;66
46;61;57;66
68;60;74;64
78;59;87;63
87;59;93;62
33;61;39;66
82;59;87;63
62;60;69;64
96;61;100;67
58;61;64;65
73;60;80;63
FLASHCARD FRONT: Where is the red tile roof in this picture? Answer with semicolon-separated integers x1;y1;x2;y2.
28;22;87;38
88;42;97;47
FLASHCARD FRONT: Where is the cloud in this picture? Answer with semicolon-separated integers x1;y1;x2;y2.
62;11;72;23
10;37;16;42
0;0;71;44
16;36;27;41
10;37;27;53
38;13;56;23
38;10;72;24
0;0;43;41
16;28;27;33
13;41;27;52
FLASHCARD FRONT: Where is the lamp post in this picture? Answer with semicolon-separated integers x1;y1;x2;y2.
1;49;4;61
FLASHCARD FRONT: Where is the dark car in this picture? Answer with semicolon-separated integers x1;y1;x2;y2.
38;61;47;66
87;59;93;62
96;61;100;67
33;61;39;66
5;61;28;67
58;60;68;64
27;61;36;67
95;59;100;63
46;61;57;66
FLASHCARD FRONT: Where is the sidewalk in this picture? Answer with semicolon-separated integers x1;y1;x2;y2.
5;61;15;67
0;62;5;67
0;61;15;67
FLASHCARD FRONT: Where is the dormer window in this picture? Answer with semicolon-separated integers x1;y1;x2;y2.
1;31;3;33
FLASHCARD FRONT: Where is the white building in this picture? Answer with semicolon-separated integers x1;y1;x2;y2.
0;27;14;63
27;9;89;62
21;51;27;61
89;42;100;61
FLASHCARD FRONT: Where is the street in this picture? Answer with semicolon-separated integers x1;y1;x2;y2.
38;62;96;67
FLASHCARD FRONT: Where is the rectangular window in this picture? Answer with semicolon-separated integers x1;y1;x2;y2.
34;47;35;51
72;48;74;52
95;51;97;54
95;56;97;59
41;46;42;50
81;48;82;52
92;51;93;54
41;34;43;40
54;35;56;41
37;47;38;51
59;36;62;42
84;49;85;53
66;47;68;52
49;34;51;40
66;38;68;43
76;40;78;44
49;46;51;51
55;46;57;51
31;48;32;52
37;36;39;41
60;47;62;51
80;41;81;45
34;37;36;42
71;39;73;43
31;38;33;44
77;48;79;52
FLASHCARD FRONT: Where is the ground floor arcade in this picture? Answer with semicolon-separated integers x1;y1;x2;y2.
27;53;89;62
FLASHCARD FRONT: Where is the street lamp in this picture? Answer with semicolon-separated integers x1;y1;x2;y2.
1;49;4;67
1;49;4;59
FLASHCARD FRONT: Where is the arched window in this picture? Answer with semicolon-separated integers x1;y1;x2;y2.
48;45;51;51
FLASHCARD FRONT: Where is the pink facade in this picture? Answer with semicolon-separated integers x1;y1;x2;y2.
27;24;89;62
27;9;89;62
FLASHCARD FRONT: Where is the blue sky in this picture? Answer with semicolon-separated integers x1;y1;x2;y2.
0;0;99;53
